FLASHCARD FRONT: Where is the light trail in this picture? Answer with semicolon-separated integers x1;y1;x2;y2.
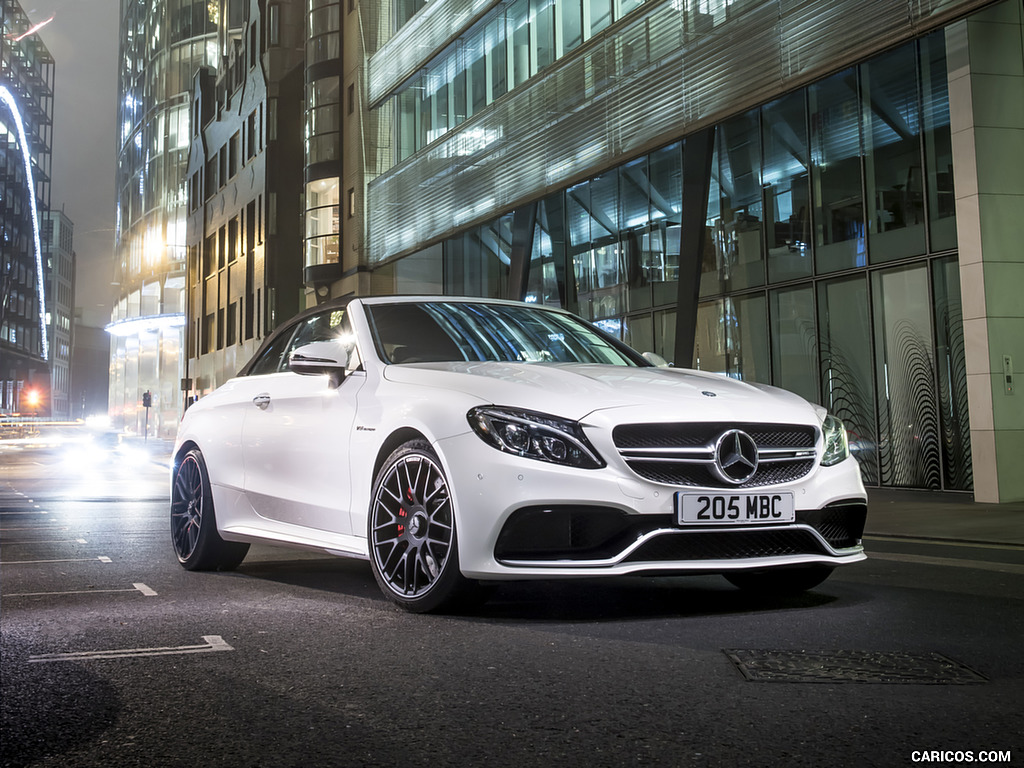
9;14;55;42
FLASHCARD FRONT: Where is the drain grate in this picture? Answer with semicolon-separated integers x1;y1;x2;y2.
725;649;988;684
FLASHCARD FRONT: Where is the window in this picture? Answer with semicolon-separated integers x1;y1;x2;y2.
763;91;811;283
818;275;876;483
366;301;641;365
702;109;763;297
304;177;340;267
267;4;279;46
259;309;361;374
248;325;297;375
921;31;956;252
305;77;341;164
810;68;865;273
769;285;817;404
862;45;926;263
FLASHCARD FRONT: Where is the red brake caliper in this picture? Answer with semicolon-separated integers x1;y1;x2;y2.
397;487;413;534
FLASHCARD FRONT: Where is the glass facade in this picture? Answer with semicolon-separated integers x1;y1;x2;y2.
303;0;342;269
1;0;54;411
109;0;227;436
391;0;654;160
382;30;970;491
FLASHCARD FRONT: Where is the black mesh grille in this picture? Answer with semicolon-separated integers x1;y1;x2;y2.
799;503;867;549
613;423;816;450
625;460;816;488
494;507;672;560
613;423;721;449
613;422;817;488
623;529;829;562
746;426;817;448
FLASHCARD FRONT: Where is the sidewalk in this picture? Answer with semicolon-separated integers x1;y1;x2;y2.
866;487;1024;546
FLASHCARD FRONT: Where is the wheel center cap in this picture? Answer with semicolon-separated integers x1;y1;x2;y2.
408;513;426;537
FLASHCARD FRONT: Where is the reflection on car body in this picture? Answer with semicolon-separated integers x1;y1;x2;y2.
171;296;866;612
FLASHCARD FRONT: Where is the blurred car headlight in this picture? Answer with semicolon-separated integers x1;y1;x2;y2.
821;414;850;467
467;406;604;469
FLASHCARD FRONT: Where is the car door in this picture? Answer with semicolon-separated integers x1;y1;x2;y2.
241;308;364;535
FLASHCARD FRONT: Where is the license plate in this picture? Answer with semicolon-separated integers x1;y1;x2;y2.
675;493;795;525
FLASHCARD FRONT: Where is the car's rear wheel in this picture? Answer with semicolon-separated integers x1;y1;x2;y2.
724;565;834;595
171;448;249;571
369;440;485;613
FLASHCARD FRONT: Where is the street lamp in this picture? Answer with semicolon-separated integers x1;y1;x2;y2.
24;388;41;412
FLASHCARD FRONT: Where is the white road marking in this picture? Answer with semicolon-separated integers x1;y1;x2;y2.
0;538;88;544
6;583;158;598
2;556;112;564
28;635;234;663
868;551;1024;575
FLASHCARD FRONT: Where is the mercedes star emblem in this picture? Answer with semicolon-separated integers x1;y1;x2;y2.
712;429;759;485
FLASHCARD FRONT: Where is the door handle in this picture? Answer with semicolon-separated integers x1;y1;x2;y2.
253;393;271;410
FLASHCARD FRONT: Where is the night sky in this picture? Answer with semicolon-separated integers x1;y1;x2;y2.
28;0;120;329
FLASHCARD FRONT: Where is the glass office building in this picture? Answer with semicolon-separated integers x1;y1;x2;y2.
361;0;1024;501
109;0;224;437
1;0;53;416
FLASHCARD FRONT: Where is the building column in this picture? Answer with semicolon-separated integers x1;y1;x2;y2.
947;0;1024;502
674;127;715;368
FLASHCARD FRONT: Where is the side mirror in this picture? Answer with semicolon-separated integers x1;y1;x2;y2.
289;341;349;387
642;351;672;368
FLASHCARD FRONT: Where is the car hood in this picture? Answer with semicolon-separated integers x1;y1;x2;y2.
382;361;821;425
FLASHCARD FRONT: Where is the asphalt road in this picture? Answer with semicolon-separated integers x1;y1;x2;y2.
2;445;1022;768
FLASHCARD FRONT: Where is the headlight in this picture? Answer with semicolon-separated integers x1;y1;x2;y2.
821;413;850;466
467;406;604;469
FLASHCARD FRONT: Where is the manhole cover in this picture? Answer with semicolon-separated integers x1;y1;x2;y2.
725;649;987;684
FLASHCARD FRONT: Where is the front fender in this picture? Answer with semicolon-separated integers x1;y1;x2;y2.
347;379;486;542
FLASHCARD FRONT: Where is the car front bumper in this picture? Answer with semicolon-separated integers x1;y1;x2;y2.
435;430;867;580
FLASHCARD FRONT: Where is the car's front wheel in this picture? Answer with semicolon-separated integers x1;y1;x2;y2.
369;440;484;613
724;565;834;595
171;448;249;571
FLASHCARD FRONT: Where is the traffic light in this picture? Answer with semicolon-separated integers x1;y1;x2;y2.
142;391;152;408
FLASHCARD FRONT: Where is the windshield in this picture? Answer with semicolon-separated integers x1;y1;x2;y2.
365;302;644;366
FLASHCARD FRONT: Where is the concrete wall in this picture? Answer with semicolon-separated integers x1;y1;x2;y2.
949;0;1024;502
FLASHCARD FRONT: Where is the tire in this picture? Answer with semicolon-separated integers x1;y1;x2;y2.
724;565;834;595
368;440;486;613
171;448;249;571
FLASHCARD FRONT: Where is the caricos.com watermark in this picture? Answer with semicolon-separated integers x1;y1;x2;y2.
911;751;1012;764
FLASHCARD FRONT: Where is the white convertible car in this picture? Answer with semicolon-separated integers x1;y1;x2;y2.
171;296;867;612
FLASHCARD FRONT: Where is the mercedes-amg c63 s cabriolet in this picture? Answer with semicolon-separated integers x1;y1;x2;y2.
171;296;866;612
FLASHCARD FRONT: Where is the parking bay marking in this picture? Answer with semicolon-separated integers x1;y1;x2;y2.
28;635;234;663
0;538;88;544
6;583;158;598
2;555;112;564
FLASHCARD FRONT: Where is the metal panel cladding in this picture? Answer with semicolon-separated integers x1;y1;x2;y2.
368;0;504;108
367;0;995;265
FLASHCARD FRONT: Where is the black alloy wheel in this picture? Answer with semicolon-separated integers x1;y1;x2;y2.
170;448;249;571
369;440;484;612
